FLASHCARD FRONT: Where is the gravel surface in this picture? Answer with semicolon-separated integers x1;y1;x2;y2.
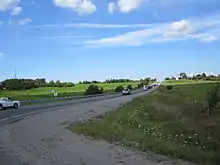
0;90;195;165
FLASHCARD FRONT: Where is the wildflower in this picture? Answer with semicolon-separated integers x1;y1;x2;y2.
207;137;210;140
188;136;192;139
181;134;184;137
194;134;197;136
138;125;141;128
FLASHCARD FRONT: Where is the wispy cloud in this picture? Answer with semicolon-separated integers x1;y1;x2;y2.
79;15;220;48
36;35;95;40
64;23;154;28
35;23;154;29
18;18;32;25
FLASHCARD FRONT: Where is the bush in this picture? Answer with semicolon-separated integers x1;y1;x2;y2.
85;85;103;95
137;81;149;88
115;86;124;92
166;85;174;90
127;85;133;90
206;84;220;114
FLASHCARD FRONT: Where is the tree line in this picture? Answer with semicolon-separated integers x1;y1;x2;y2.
78;78;138;84
0;78;75;90
0;77;156;91
165;73;220;81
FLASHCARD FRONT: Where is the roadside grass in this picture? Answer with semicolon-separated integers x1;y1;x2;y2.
0;82;138;101
68;80;220;165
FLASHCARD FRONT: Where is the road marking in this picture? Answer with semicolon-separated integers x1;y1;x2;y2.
0;105;71;123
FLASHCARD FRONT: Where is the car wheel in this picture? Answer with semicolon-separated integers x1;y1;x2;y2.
14;103;18;109
0;104;3;111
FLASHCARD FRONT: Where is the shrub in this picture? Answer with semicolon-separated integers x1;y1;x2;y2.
206;84;220;114
85;85;103;95
115;86;124;92
127;85;133;90
137;81;148;88
166;85;174;90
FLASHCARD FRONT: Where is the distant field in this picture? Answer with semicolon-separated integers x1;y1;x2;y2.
0;82;139;101
70;80;220;165
163;79;217;85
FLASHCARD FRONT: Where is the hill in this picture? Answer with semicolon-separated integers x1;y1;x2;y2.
70;80;220;165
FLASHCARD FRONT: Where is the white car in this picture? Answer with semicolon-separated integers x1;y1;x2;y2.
0;97;21;110
121;88;131;95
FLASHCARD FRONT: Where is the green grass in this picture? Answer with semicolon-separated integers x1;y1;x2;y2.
0;82;138;101
69;80;220;165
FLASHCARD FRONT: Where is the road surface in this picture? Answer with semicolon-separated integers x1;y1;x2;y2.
0;86;194;165
0;89;144;123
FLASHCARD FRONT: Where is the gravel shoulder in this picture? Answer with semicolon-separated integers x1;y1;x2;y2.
0;89;193;165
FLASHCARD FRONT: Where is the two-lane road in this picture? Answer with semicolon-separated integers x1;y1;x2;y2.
0;87;156;124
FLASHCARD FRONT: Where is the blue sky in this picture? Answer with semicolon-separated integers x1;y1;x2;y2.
0;0;220;82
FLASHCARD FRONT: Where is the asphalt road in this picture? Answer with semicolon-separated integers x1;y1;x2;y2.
0;84;193;165
0;88;146;123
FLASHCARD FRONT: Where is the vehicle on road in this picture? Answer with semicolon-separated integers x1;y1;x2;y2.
121;88;131;95
0;97;21;110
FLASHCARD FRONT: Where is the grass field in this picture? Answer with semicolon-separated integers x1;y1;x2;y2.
0;82;139;101
69;80;220;165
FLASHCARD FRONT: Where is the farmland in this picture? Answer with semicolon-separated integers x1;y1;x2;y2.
69;80;220;165
0;82;139;101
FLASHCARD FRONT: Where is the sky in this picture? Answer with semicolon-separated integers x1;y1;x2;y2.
0;0;220;82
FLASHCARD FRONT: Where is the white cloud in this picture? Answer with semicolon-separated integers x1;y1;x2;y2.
53;0;96;15
81;16;220;47
108;0;144;13
163;19;194;38
64;23;154;28
0;0;22;15
18;18;32;25
188;33;218;43
11;6;22;15
108;2;115;14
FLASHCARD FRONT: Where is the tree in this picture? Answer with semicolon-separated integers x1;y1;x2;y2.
201;73;207;79
55;80;62;87
171;77;176;80
180;73;187;79
115;86;124;92
85;85;103;95
49;80;55;87
165;77;170;80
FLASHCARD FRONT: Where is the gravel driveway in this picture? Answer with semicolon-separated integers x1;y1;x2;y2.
0;91;194;165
